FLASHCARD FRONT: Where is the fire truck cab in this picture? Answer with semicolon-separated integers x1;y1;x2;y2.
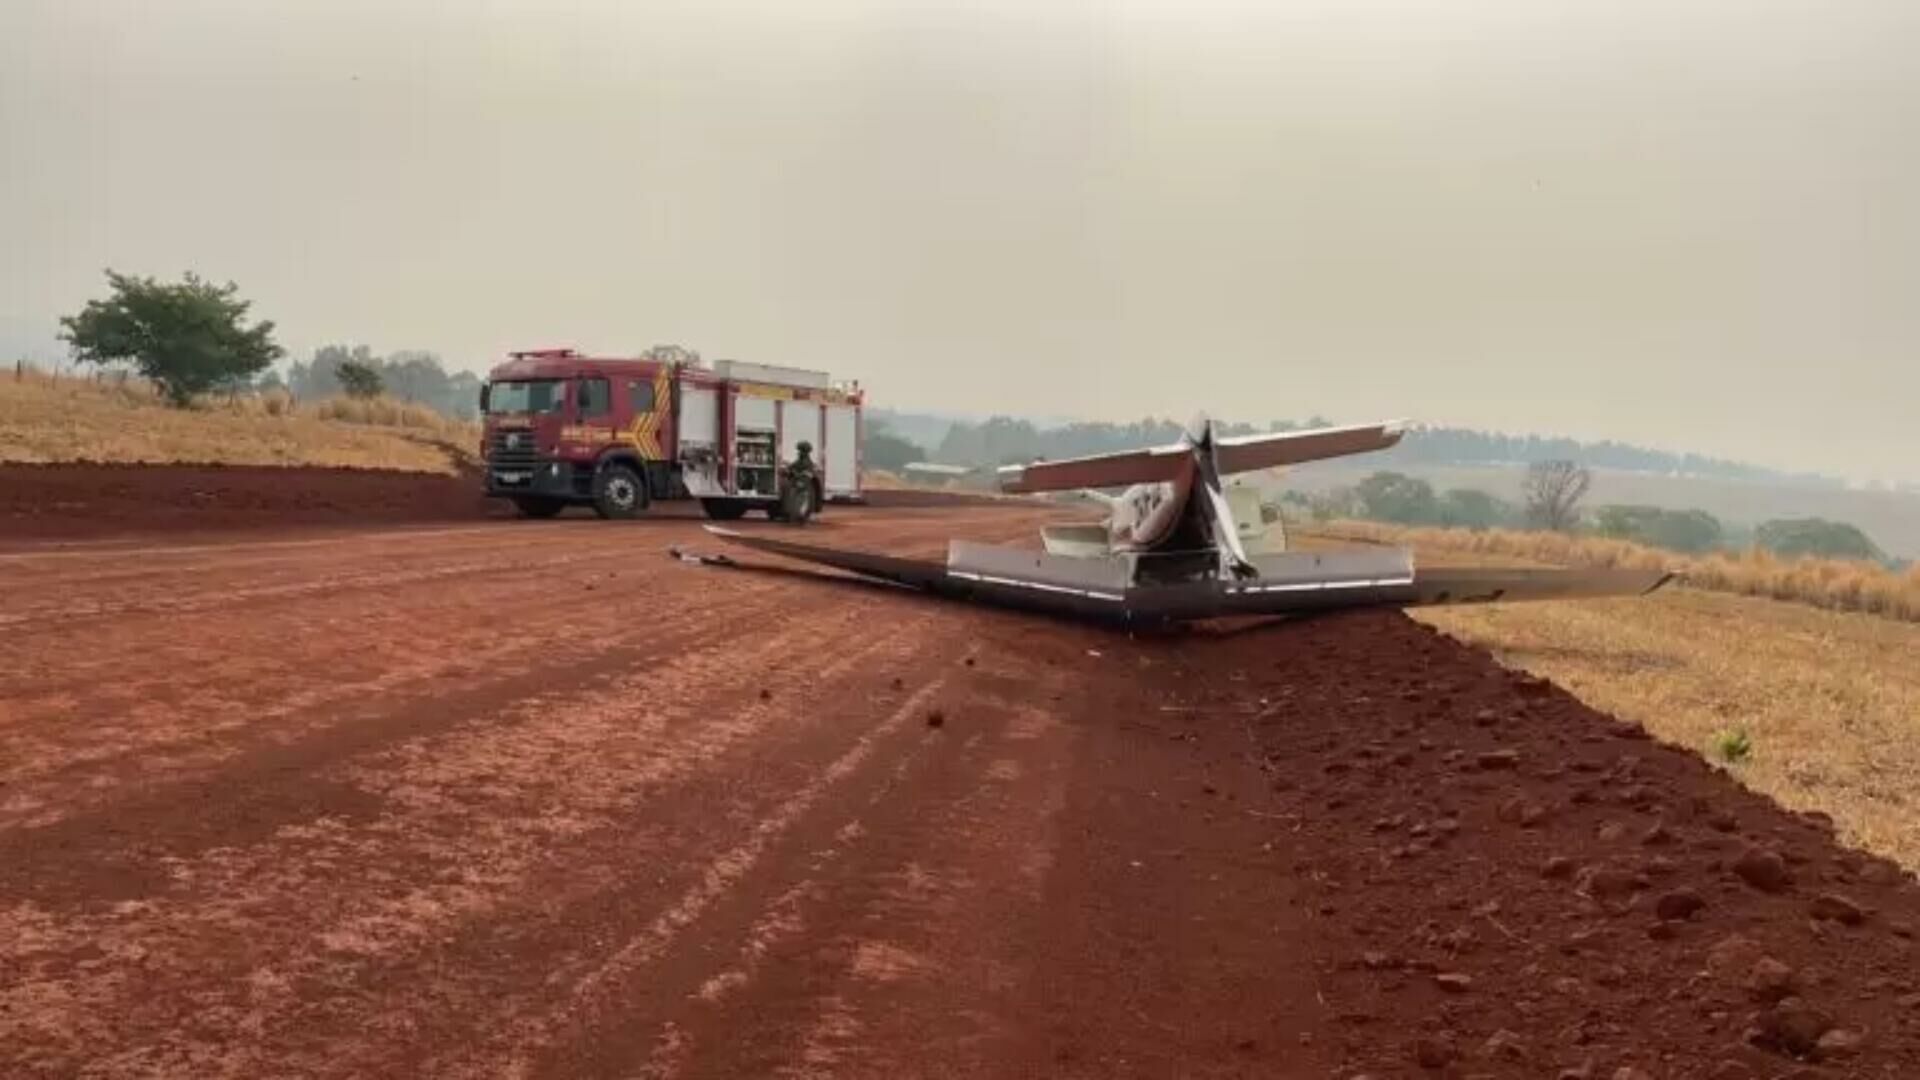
480;349;863;521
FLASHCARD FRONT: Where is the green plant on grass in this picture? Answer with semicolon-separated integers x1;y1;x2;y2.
1712;727;1754;765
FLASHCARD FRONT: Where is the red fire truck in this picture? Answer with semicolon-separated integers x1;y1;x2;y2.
479;349;864;521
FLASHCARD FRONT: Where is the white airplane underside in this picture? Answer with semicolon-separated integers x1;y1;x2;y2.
696;417;1672;625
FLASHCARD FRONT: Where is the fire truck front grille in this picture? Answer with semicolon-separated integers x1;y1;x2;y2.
488;430;539;468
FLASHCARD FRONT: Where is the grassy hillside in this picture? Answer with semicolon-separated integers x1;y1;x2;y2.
0;370;477;473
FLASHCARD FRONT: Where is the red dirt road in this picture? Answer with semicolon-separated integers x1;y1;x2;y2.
4;502;1919;1079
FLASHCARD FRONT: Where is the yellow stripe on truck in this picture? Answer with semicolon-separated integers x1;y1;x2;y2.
624;370;674;459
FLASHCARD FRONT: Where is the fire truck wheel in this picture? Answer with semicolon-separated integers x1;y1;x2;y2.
512;497;566;519
701;499;748;521
592;464;649;519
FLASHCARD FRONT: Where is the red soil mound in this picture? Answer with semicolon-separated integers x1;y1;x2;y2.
0;462;503;540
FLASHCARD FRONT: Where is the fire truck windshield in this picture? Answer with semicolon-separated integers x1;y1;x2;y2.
485;379;566;415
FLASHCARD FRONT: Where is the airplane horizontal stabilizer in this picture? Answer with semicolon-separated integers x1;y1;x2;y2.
994;420;1406;494
1214;421;1408;475
996;445;1192;494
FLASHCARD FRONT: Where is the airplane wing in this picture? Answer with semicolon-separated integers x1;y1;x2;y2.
900;461;979;478
690;528;1672;626
1213;420;1408;475
995;444;1192;494
1405;567;1673;606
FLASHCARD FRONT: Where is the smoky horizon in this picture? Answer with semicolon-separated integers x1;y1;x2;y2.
3;0;1917;484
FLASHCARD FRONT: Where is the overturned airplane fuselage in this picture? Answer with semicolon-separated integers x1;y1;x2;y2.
694;417;1672;626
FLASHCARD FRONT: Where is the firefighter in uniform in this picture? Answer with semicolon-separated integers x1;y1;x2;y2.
780;440;818;523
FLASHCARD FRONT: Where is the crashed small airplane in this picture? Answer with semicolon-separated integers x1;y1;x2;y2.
687;417;1672;625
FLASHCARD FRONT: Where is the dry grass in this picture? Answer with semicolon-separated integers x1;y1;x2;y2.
1412;589;1920;870
1322;519;1920;622
1;368;477;473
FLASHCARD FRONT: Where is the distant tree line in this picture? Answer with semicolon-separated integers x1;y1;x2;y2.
1297;467;1886;563
277;345;483;419
1284;468;1542;532
915;412;1830;486
1368;426;1831;485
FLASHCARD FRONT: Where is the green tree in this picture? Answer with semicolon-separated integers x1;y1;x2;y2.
446;370;483;419
1355;471;1439;524
1754;518;1880;560
288;344;373;400
382;350;450;404
58;270;282;406
337;358;385;399
640;343;702;367
1594;505;1724;553
1304;486;1362;521
1437;488;1513;530
863;421;926;473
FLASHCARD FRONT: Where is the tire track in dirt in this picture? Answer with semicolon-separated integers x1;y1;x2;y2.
0;568;787;831
0;605;834;1073
1;568;978;1078
628;680;1081;1080
0;507;1050;815
0;552;606;630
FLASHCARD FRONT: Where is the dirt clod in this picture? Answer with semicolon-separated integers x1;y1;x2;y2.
1750;996;1835;1057
1816;1027;1865;1059
1481;1029;1527;1062
1810;893;1866;925
1578;864;1639;901
1733;847;1793;893
1747;957;1797;1002
1410;1035;1454;1068
1707;934;1764;977
1655;888;1706;921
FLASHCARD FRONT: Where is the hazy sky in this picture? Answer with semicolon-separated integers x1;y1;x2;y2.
4;1;1917;482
